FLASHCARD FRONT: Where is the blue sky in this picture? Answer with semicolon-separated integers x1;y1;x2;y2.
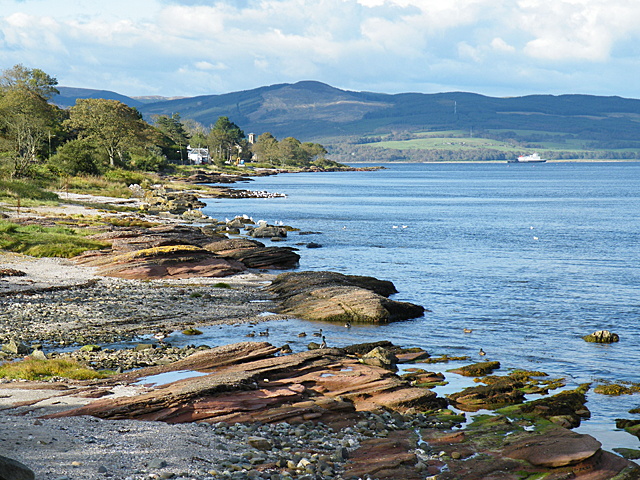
1;0;640;98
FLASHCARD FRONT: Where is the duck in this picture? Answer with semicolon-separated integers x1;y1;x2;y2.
320;336;327;349
463;328;472;333
313;329;323;337
345;321;352;329
297;332;307;338
259;328;269;337
246;331;256;338
479;348;486;356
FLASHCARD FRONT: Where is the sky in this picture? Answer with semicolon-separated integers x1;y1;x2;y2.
1;0;640;99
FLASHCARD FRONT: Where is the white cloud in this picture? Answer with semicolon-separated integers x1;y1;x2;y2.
1;0;640;97
491;37;515;53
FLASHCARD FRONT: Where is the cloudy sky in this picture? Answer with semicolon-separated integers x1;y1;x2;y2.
1;0;640;98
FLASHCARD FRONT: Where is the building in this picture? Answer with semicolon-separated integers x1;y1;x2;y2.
187;146;210;165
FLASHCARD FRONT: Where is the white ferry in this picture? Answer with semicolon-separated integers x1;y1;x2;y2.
508;153;547;163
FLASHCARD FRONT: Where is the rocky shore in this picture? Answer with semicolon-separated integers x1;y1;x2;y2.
1;191;639;480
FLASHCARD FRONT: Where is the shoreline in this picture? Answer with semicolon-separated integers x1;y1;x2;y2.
1;189;639;480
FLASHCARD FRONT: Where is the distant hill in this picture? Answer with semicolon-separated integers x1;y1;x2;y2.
52;81;640;160
52;87;144;109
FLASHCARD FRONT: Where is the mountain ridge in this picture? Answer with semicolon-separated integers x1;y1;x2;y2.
52;82;640;146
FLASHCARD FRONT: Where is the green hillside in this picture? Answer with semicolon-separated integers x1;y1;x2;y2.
55;82;640;162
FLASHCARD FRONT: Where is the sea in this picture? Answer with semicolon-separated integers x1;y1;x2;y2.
195;161;640;452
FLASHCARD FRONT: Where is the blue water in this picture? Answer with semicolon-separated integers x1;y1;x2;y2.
201;162;640;451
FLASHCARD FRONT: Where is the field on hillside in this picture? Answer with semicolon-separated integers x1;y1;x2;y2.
327;129;640;162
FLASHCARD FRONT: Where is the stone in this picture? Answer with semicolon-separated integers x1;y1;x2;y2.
80;344;102;352
0;455;35;480
503;428;602;467
449;361;500;377
30;349;47;361
248;436;272;450
583;330;619;343
250;225;287;238
362;347;398;371
147;459;168;469
2;339;29;355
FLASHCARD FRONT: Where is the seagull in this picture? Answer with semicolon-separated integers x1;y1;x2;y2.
298;332;307;337
463;328;472;333
392;225;399;229
343;226;346;230
153;331;169;343
533;236;539;240
402;225;408;229
320;336;327;349
479;348;486;356
313;329;323;337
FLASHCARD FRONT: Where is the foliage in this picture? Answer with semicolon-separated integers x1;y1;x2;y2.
103;168;147;186
0;357;106;380
152;113;190;164
66;99;151;167
252;132;280;165
0;83;61;177
0;64;59;100
0;220;108;257
48;138;99;176
207;116;246;164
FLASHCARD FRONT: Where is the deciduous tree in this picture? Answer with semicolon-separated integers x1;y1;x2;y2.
66;99;148;167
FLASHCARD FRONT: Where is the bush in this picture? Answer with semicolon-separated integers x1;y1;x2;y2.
48;139;99;176
103;168;145;185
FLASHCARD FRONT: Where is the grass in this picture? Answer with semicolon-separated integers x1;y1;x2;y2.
0;220;108;257
0;179;59;207
0;358;106;381
213;282;232;289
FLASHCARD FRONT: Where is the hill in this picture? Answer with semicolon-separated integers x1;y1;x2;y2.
52;87;144;109
53;82;640;161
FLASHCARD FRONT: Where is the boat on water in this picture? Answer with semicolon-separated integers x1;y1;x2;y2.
508;153;547;163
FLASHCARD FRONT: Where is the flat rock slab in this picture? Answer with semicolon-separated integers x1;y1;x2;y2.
48;342;443;426
344;431;423;480
503;428;602;467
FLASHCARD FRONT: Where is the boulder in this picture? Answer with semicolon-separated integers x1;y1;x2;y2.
250;225;287;238
2;339;29;355
362;347;398;371
583;330;619;343
448;377;526;411
218;246;300;270
267;272;424;324
449;361;500;377
503;428;602;467
0;455;35;480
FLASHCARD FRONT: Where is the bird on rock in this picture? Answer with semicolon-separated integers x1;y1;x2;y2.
320;336;327;349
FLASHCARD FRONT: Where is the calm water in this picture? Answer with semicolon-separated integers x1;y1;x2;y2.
199;161;640;451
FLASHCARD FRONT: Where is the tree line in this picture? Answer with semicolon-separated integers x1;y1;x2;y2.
0;65;330;179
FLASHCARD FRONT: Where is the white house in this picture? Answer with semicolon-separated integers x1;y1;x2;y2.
187;146;210;165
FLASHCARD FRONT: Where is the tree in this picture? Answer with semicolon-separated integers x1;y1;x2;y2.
0;64;59;100
207;116;245;164
66;99;148;167
152;113;189;164
302;142;328;162
0;65;60;177
279;137;306;167
251;132;280;165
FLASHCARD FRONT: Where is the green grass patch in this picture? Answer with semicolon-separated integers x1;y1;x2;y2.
213;282;232;289
0;220;108;257
0;179;59;206
0;358;106;381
